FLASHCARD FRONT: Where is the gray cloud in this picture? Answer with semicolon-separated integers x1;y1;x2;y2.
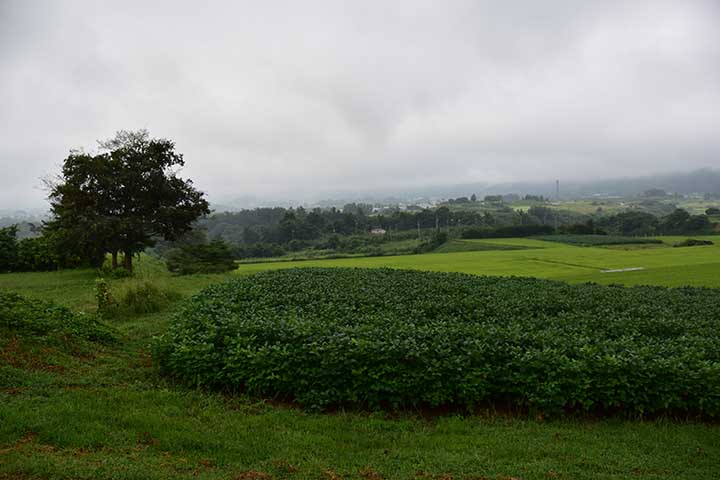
1;0;719;207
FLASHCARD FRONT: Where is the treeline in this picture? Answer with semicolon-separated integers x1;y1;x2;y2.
463;209;714;239
202;205;564;246
195;204;716;260
0;226;96;273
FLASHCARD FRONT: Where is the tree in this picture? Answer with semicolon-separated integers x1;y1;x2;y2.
470;193;477;202
0;225;18;272
658;209;691;234
47;130;210;272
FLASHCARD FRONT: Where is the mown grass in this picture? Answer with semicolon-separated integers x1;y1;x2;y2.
1;255;720;479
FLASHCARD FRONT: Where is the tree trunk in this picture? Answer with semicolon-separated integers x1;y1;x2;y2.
111;251;118;269
123;251;133;272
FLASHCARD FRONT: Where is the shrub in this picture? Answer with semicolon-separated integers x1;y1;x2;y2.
120;281;178;314
166;239;236;275
99;261;133;278
414;231;448;253
673;239;714;248
155;268;720;416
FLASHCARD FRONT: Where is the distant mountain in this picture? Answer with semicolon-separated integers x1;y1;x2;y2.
398;168;720;200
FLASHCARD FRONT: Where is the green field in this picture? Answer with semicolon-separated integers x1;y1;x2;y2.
236;236;720;287
2;239;720;479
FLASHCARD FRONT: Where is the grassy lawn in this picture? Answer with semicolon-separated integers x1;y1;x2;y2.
1;251;720;479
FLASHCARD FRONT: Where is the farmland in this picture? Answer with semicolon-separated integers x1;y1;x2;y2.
2;237;720;479
158;268;720;415
236;236;720;288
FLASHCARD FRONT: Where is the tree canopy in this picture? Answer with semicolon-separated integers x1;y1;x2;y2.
47;130;210;271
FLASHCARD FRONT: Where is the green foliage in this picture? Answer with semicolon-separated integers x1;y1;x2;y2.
673;238;714;248
536;235;663;246
414;231;448;253
119;281;178;314
1;291;116;344
165;239;236;275
99;265;134;278
156;268;720;416
95;278;116;316
462;224;555;239
0;225;18;272
0;226;88;272
47;129;210;271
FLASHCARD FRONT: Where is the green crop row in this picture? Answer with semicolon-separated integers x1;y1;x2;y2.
535;234;663;246
155;268;720;416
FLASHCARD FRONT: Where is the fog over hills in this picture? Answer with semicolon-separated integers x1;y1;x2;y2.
213;168;720;210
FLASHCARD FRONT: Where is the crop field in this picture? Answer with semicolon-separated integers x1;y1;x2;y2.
236;236;720;287
3;244;720;479
158;268;720;415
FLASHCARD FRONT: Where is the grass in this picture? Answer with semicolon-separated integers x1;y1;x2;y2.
235;236;720;287
1;254;720;478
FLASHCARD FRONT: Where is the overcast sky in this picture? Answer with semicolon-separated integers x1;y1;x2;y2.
1;0;719;208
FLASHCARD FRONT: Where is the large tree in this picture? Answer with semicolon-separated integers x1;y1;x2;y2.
47;130;210;271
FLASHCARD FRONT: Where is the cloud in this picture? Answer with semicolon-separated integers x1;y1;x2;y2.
1;0;719;207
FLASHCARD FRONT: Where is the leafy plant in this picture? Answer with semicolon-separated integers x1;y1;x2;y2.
673;239;714;248
120;281;179;314
1;291;116;344
165;239;236;275
155;268;720;416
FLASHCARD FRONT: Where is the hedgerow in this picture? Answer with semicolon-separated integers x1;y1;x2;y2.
535;234;663;246
155;268;720;415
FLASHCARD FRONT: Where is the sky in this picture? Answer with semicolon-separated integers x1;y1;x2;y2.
1;0;719;208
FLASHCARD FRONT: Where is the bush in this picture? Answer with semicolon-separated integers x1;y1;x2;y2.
414;231;448;253
120;282;178;314
97;280;181;317
165;239;236;275
99;259;134;278
155;268;720;416
673;239;714;248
